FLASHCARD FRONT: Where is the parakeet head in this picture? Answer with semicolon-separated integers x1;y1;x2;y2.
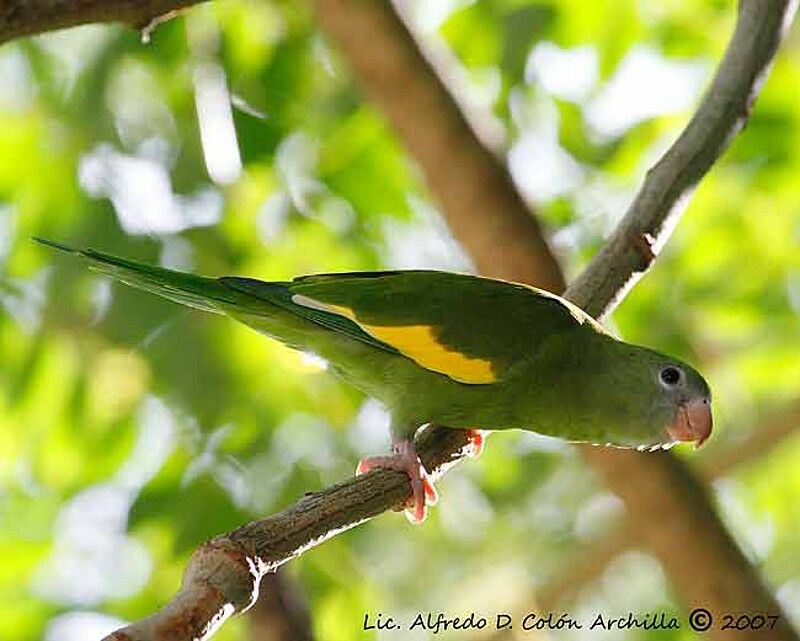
591;340;713;450
652;358;712;448
539;332;712;450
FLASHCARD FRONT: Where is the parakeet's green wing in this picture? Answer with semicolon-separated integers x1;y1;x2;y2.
34;239;608;386
224;271;606;384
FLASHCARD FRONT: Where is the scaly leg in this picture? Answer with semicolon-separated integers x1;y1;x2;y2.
356;440;437;523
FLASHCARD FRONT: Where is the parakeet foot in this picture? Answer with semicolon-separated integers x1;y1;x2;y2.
465;429;485;458
356;440;437;523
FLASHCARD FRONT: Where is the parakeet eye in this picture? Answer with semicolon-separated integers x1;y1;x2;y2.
659;365;683;387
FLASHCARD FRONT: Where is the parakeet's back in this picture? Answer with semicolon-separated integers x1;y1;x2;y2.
229;270;605;380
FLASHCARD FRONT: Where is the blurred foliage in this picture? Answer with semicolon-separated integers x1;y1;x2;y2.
0;1;799;640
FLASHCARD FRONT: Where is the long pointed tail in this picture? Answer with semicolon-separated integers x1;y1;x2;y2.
34;238;249;314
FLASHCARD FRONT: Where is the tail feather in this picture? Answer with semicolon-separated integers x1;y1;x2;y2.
34;238;249;314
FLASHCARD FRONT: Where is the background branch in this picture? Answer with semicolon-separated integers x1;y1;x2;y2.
487;401;800;638
314;1;798;640
312;0;566;291
247;571;314;641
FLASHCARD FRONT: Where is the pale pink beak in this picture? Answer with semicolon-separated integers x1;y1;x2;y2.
668;398;713;448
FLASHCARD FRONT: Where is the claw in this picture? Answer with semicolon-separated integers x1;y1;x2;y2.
465;429;485;458
423;475;438;506
356;440;435;523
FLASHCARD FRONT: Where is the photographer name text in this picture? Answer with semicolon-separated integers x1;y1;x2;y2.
363;609;781;634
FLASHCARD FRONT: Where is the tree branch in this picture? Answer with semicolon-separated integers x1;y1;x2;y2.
567;0;799;319
104;427;474;641
701;402;800;479
0;0;202;45
558;4;798;638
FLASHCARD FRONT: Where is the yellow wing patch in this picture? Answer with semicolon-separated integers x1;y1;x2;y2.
291;294;497;384
360;324;496;384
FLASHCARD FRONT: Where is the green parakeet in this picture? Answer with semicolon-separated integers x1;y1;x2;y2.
37;239;712;521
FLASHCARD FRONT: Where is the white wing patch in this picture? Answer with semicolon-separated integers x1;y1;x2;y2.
291;294;342;315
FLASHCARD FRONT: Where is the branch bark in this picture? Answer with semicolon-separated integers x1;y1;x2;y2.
104;427;475;640
0;0;201;44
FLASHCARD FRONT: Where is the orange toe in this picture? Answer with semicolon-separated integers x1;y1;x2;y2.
465;429;485;458
357;440;436;524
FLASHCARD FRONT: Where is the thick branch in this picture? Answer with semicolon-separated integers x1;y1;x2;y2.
485;405;800;641
575;447;796;641
0;0;202;44
701;402;800;479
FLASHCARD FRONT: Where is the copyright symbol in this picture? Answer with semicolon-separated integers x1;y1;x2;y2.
689;608;713;632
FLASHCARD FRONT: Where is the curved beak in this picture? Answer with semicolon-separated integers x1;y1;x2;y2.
667;397;713;448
